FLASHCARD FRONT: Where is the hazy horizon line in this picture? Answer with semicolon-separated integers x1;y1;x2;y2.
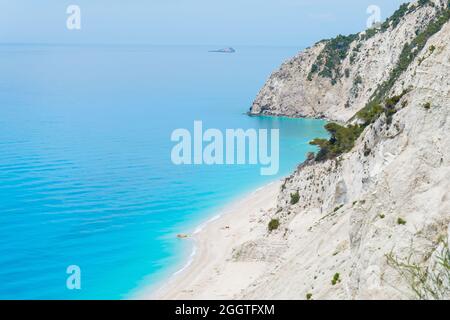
0;42;306;48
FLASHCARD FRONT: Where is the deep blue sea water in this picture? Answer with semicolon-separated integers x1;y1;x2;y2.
0;45;327;299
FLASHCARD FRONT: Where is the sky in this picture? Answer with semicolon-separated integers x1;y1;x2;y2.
0;0;407;47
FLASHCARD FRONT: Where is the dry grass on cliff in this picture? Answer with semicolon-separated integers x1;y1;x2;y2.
386;239;450;300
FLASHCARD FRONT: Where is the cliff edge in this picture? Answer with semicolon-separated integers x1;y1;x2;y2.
250;0;448;122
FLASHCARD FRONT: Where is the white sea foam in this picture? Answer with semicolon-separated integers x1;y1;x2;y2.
172;245;197;277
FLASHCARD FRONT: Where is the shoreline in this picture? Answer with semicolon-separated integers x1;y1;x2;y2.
141;180;281;300
246;111;338;125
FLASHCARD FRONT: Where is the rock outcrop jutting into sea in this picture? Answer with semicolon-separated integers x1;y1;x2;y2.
243;0;450;299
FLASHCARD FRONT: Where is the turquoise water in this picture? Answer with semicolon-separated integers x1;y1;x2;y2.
0;45;327;299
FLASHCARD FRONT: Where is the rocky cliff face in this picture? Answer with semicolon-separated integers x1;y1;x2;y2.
250;0;448;122
238;0;450;299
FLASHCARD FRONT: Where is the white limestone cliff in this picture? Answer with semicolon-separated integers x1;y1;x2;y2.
237;0;450;299
250;0;447;123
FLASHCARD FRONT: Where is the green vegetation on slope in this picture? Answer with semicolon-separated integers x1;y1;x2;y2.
331;273;341;285
309;1;437;83
371;4;450;103
357;90;408;126
307;34;359;85
290;191;300;205
309;3;449;162
310;123;363;161
310;91;406;161
363;1;434;41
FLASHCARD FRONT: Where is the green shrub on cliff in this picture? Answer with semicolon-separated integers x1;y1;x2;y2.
311;90;409;162
372;6;450;103
356;101;384;125
331;273;341;285
307;3;449;162
290;191;300;205
268;219;280;232
383;3;411;30
310;123;364;161
357;90;408;125
308;33;359;84
353;75;363;86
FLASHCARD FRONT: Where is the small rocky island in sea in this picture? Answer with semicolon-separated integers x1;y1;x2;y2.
209;47;236;53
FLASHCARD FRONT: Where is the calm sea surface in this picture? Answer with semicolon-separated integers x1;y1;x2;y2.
0;45;327;299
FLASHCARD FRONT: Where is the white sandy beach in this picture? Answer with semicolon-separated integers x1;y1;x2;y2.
148;181;281;300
